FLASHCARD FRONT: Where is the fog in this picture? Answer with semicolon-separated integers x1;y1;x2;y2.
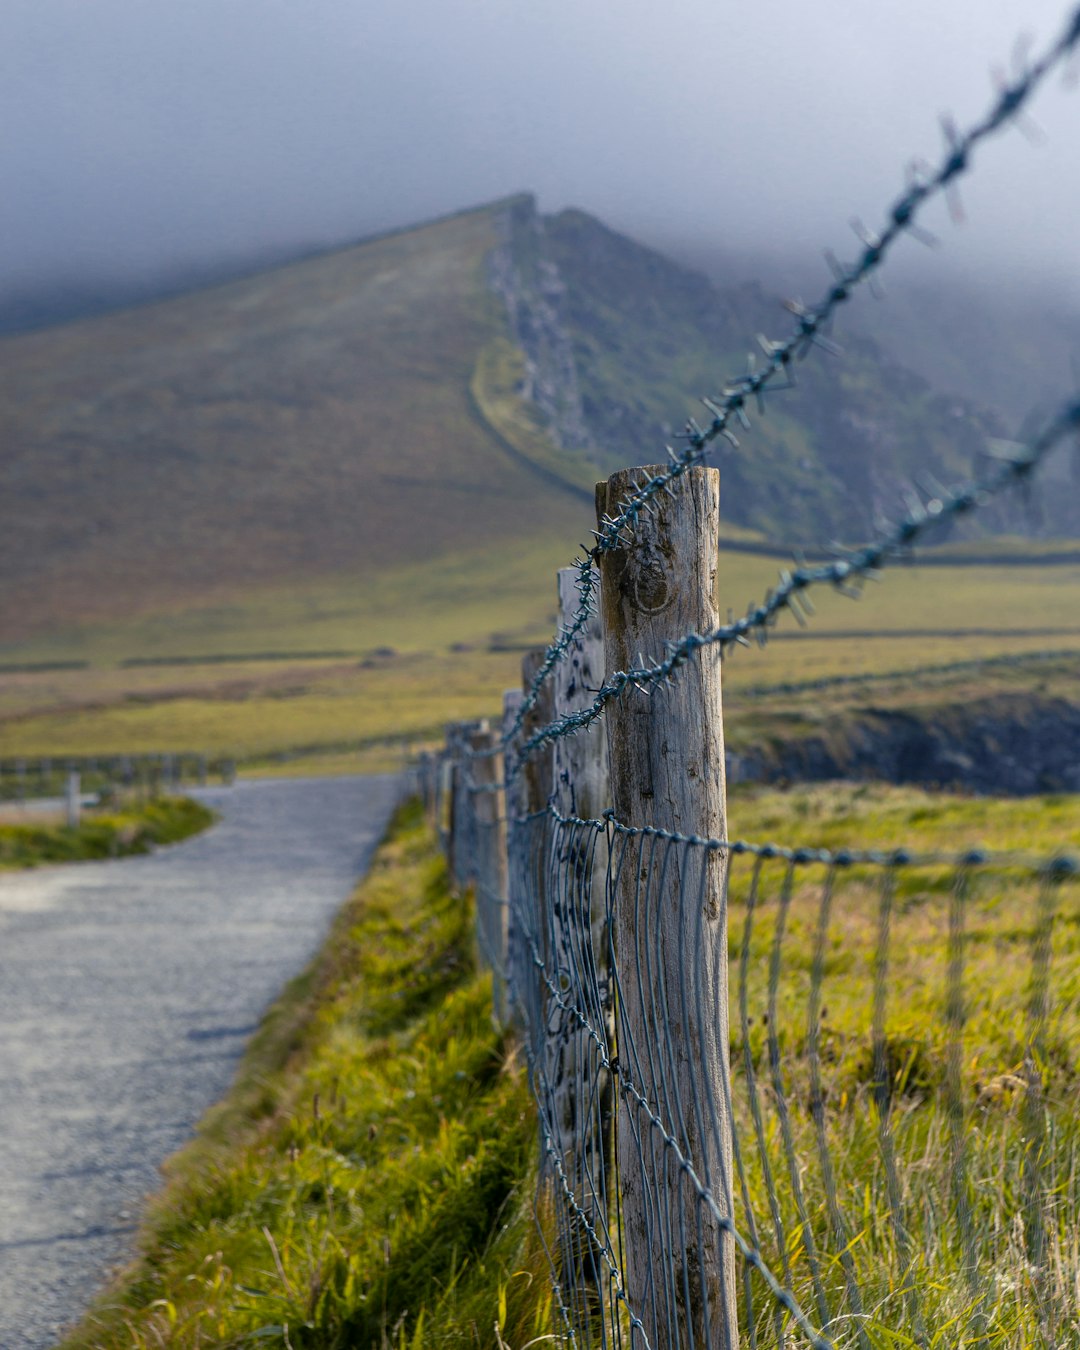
3;0;1079;318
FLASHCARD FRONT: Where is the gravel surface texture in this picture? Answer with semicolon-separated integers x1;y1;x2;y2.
0;774;400;1349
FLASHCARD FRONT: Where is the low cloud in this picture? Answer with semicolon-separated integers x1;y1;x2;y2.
3;0;1078;309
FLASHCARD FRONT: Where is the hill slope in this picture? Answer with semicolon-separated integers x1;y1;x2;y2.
2;194;1075;649
0;199;590;644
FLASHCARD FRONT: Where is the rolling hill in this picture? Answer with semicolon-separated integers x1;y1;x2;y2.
1;193;1075;652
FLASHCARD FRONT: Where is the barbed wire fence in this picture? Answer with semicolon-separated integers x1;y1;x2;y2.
419;8;1080;1346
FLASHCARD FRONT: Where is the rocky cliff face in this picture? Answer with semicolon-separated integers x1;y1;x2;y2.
486;197;597;463
728;694;1080;796
487;196;1078;544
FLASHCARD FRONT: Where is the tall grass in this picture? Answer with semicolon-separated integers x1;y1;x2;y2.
61;785;1080;1347
721;784;1080;1346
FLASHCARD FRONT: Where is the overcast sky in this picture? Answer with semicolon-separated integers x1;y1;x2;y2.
2;0;1079;309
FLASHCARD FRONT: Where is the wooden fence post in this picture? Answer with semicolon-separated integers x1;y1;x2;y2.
515;646;556;1033
598;465;737;1350
65;770;81;830
552;566;609;828
437;748;454;856
470;726;510;1023
444;722;466;889
549;566;612;1114
417;751;435;822
445;719;488;893
520;651;555;821
549;566;616;1311
502;690;525;1010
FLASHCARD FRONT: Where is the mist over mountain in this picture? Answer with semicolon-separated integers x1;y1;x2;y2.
0;240;343;337
8;199;1080;443
667;238;1080;436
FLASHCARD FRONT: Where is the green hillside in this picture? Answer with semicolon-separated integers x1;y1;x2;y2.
0;198;590;645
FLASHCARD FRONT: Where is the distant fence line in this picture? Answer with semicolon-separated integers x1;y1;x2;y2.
0;753;233;803
0;733;420;804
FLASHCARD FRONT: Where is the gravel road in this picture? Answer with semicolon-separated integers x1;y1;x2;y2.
0;774;401;1349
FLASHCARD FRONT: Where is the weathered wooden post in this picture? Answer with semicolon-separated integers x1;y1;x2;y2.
444;719;486;892
520;654;555;808
419;751;429;817
519;649;557;978
444;722;467;891
470;725;510;1023
436;747;454;856
552;567;609;827
502;690;525;1010
65;770;81;829
549;566;615;1312
426;750;441;825
598;466;737;1350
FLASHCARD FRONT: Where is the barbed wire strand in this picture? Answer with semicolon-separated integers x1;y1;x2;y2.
514;392;1080;771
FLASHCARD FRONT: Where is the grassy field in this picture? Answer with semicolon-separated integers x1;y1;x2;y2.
0;538;1076;767
62;799;551;1350
59;785;1080;1347
0;198;592;645
724;783;1080;1345
0;795;214;869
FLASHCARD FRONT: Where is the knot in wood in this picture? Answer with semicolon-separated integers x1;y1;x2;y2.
632;554;671;614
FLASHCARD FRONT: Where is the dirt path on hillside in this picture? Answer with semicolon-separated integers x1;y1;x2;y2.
0;774;401;1349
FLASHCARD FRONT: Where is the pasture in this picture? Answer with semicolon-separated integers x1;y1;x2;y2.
0;538;1076;772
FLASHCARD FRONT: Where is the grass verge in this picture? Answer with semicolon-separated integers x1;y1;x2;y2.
0;795;215;870
61;799;552;1350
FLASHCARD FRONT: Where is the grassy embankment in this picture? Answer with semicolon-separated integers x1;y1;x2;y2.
62;799;551;1350
61;785;1080;1347
0;539;1076;775
0;795;214;870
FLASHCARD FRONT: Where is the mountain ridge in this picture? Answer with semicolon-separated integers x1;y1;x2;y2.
1;193;1075;648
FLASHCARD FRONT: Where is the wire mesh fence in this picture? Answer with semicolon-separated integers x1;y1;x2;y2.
436;768;1080;1348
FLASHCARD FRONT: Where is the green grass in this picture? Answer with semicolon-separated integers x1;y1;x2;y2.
56;785;1080;1347
722;782;1080;1346
0;794;215;869
62;800;553;1350
728;778;1080;854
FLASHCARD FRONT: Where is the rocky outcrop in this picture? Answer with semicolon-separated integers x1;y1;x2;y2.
487;196;597;460
728;694;1080;796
